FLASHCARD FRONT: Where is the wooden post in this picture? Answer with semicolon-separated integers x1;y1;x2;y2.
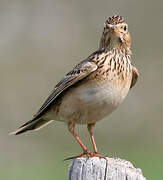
67;157;146;180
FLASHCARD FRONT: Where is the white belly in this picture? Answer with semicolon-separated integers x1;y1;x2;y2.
53;78;131;124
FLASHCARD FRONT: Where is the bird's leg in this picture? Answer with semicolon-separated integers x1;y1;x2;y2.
64;122;104;161
64;122;90;160
87;123;98;153
68;121;87;152
87;123;103;158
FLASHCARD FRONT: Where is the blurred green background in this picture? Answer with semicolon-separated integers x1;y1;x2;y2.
1;0;163;179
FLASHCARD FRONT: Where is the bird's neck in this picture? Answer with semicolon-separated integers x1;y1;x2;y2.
99;33;131;56
99;42;131;56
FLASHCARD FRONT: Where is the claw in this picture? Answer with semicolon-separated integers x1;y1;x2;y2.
63;150;89;161
63;150;106;161
63;153;85;161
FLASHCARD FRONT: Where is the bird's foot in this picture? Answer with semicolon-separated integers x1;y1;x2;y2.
87;151;104;158
63;150;105;161
86;151;107;160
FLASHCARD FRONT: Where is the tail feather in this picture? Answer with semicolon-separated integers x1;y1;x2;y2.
10;118;54;135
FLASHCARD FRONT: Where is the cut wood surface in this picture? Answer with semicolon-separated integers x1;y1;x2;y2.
67;157;146;180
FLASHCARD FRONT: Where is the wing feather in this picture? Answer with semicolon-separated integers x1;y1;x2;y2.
33;60;97;120
130;65;139;89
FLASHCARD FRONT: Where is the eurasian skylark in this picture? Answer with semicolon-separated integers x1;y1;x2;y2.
11;15;139;158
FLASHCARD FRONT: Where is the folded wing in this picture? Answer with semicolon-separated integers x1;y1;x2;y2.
130;65;139;89
13;58;98;133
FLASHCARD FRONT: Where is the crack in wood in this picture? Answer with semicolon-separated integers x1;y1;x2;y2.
67;157;146;180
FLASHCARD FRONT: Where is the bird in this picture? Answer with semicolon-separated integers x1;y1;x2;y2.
11;15;139;159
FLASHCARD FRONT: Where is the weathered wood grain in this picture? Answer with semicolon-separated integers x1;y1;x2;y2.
67;157;146;180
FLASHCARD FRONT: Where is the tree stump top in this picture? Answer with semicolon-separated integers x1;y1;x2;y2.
67;157;146;180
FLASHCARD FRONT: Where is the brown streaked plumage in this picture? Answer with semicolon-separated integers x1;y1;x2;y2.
107;15;125;25
11;15;139;159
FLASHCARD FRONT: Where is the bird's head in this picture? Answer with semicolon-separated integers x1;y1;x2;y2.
99;15;131;53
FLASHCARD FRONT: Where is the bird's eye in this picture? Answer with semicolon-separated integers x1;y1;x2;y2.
123;25;127;31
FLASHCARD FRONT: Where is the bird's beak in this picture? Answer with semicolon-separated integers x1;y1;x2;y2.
109;25;120;35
